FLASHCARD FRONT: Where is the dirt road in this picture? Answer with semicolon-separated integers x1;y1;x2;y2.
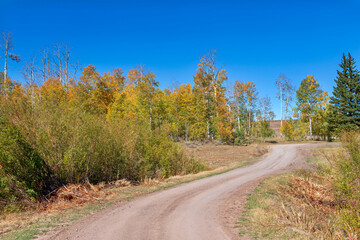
49;143;329;240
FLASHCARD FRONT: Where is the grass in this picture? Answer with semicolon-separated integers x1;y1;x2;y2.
1;143;267;240
237;145;351;240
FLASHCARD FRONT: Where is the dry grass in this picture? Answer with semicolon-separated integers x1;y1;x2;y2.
238;172;339;239
238;145;359;240
40;183;113;212
284;176;335;214
0;179;133;238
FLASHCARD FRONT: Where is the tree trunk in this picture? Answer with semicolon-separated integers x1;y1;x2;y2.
207;120;210;140
285;97;289;123
149;105;153;130
248;110;251;135
309;115;312;140
4;43;8;83
42;57;46;83
280;86;283;126
185;123;189;141
47;51;51;79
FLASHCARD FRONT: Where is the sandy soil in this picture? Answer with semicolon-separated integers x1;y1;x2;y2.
44;142;334;240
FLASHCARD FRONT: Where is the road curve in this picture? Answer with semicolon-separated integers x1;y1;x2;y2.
50;143;323;240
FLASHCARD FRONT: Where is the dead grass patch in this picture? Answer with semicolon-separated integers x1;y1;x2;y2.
238;146;358;240
238;172;341;239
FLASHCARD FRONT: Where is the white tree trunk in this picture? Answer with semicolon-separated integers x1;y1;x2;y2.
4;41;8;83
207;120;210;140
309;115;312;140
280;86;283;126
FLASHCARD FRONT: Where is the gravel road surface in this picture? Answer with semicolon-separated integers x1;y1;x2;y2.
48;143;331;240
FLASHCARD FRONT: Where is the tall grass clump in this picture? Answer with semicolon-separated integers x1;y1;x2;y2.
329;131;360;238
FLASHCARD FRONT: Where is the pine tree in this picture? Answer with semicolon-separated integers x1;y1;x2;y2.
328;53;360;132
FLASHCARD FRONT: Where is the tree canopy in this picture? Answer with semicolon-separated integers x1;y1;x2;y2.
328;53;360;132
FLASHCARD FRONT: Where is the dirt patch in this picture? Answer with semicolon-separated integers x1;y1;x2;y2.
182;142;267;169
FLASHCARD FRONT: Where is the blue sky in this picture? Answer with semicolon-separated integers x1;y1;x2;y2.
1;0;360;119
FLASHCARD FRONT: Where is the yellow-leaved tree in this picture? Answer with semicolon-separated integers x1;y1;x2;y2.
193;50;230;141
294;75;328;140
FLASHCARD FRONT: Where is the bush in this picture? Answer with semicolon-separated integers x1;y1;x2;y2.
256;121;275;141
234;128;246;145
280;121;295;140
0;117;51;212
0;98;204;212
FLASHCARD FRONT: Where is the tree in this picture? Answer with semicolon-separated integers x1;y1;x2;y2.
112;65;160;128
233;81;257;135
173;83;196;141
275;74;293;126
130;66;158;129
328;53;360;132
51;43;75;84
283;78;294;122
294;75;328;139
275;74;286;126
193;50;228;140
257;96;275;122
39;47;50;83
0;32;20;84
256;97;275;141
68;64;100;112
22;57;38;107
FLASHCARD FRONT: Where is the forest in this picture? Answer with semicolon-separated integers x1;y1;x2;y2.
0;31;359;213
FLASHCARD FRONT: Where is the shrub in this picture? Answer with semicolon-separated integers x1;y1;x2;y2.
279;121;295;140
0;98;204;212
234;128;246;145
256;121;275;141
0;117;51;212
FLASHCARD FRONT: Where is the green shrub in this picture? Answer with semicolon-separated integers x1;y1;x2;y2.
256;121;275;141
0;117;51;212
234;128;246;145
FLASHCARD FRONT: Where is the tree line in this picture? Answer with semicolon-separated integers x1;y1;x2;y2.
2;31;359;143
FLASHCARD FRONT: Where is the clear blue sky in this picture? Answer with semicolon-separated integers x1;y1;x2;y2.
1;0;360;119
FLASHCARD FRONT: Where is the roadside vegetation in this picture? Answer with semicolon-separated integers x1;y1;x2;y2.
0;143;265;239
238;52;360;239
238;132;360;239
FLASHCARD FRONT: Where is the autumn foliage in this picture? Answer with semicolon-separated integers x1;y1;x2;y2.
0;48;333;212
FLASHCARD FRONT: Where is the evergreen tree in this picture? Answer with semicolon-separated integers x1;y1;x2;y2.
328;53;360;132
